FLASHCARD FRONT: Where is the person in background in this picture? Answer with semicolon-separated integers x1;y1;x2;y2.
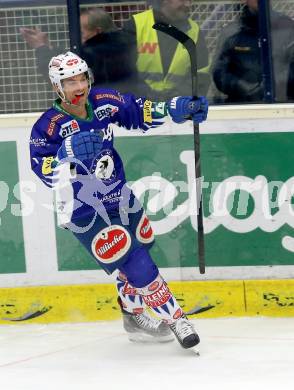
20;8;138;93
29;51;208;350
211;0;294;103
123;0;210;101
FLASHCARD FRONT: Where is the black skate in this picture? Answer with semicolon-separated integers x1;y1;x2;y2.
118;298;174;343
170;315;200;349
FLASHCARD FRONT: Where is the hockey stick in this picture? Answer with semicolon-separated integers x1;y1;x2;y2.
152;22;206;274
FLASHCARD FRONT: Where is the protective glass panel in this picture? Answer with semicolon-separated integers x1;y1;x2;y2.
270;0;294;102
209;0;294;104
209;1;264;104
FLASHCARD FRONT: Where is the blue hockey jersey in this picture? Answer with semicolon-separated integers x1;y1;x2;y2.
30;87;169;225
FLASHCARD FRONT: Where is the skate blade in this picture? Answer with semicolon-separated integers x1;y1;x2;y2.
128;333;174;344
191;346;200;356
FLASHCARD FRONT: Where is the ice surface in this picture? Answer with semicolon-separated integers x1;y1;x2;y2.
0;317;293;390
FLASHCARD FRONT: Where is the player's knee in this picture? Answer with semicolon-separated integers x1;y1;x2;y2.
119;246;158;288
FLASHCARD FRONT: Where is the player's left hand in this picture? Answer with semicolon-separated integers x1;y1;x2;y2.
167;96;208;124
57;131;103;162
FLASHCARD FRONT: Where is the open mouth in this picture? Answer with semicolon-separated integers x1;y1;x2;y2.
71;92;85;104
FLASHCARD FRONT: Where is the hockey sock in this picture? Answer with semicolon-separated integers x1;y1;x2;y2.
136;274;183;323
116;271;145;314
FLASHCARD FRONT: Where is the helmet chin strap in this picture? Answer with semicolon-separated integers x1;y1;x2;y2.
57;90;81;107
57;78;92;107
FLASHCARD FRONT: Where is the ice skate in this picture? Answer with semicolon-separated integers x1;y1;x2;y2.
170;315;200;350
118;298;174;343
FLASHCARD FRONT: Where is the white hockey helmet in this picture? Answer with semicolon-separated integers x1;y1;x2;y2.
48;51;92;101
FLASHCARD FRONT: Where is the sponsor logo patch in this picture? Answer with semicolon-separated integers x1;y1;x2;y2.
153;102;166;118
66;58;78;66
173;308;183;320
41;156;54;175
143;100;152;123
91;225;131;264
30;137;47;147
95;93;124;103
148;281;159;292
94;104;119;121
143;282;172;308
123;282;138;295
136;214;154;244
59;120;80;138
47;113;64;136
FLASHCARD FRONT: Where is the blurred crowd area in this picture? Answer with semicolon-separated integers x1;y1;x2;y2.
1;0;294;113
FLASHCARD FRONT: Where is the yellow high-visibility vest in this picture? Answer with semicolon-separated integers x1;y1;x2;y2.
134;9;200;92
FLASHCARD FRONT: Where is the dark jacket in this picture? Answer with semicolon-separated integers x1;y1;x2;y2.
212;6;294;103
35;30;139;94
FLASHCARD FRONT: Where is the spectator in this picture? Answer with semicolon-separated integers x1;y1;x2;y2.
212;0;294;103
123;0;210;101
20;8;138;93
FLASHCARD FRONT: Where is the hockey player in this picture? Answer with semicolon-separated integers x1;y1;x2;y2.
29;52;208;349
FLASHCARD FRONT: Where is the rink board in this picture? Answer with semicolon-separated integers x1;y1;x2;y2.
1;106;294;287
0;279;293;324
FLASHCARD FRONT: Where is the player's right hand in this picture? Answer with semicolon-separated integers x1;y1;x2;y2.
167;96;208;124
57;131;103;162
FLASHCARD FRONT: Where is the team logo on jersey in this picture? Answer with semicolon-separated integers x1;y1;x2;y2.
136;213;154;244
143;100;152;123
94;104;119;121
91;150;116;181
59;120;80;138
91;225;131;263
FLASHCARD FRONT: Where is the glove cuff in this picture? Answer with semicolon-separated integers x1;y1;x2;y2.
57;136;73;161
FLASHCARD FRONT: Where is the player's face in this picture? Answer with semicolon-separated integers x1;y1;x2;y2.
61;73;89;106
162;0;191;21
244;0;258;11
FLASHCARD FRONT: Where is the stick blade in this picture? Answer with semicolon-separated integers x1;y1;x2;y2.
153;22;190;45
153;22;197;74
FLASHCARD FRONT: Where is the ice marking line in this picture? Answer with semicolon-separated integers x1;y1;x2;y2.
0;332;123;368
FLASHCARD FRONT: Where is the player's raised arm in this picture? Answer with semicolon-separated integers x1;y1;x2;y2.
95;91;208;132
